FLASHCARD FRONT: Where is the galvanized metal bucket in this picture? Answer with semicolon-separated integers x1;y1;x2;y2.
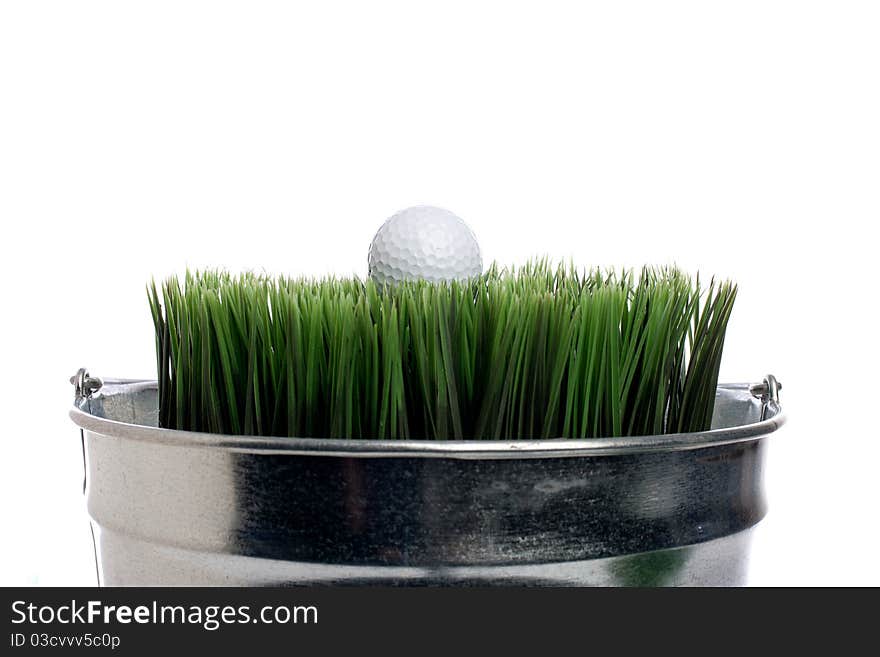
69;370;784;586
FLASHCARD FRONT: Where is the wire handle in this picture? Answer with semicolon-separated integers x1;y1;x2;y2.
750;374;781;421
71;368;103;401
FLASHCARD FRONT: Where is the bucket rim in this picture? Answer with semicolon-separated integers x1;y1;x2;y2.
70;379;785;459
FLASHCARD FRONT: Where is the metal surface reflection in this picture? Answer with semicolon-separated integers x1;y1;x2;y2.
71;376;784;586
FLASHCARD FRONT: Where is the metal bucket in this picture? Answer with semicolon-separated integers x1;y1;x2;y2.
69;370;784;586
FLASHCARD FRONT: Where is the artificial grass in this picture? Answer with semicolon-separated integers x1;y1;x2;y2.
148;262;736;440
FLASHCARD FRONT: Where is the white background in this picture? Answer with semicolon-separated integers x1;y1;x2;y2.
1;1;877;585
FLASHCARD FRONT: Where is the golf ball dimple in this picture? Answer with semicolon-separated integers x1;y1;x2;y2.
368;206;483;286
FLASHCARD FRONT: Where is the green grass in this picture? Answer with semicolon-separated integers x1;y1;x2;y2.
148;262;736;440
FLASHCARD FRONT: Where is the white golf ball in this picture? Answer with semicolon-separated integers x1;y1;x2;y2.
368;206;482;286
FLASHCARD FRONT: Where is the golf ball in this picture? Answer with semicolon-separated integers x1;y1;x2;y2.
368;206;482;286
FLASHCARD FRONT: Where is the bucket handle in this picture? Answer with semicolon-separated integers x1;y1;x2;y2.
70;368;103;498
70;368;103;403
749;374;782;421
